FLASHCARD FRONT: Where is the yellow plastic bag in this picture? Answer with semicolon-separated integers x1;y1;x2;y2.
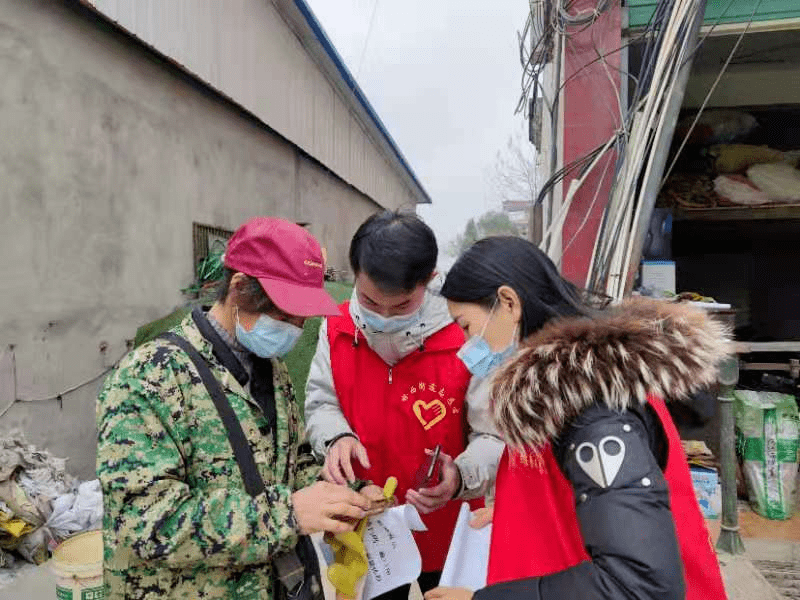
324;478;398;600
0;480;45;529
0;517;31;539
0;483;43;551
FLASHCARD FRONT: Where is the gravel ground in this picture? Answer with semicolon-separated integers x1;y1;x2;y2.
754;560;800;600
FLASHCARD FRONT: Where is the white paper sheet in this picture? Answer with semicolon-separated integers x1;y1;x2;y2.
314;505;428;600
361;504;427;600
438;503;492;591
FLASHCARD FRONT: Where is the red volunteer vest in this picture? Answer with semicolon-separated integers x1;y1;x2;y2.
328;303;478;572
488;397;727;600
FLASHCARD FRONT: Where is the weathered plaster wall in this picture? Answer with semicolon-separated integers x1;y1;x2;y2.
0;0;386;478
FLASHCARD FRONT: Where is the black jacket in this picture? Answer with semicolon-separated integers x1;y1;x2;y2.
476;403;683;600
476;297;731;600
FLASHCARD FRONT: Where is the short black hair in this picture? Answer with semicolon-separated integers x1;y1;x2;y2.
441;236;589;338
349;211;437;293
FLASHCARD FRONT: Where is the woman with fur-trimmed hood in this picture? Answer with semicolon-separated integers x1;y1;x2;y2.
426;237;729;600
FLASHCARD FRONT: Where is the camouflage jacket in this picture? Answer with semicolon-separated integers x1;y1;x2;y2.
97;311;321;600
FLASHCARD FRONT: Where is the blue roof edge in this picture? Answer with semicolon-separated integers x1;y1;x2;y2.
293;0;432;204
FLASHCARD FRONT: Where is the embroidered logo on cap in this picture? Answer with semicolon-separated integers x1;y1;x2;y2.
304;259;323;269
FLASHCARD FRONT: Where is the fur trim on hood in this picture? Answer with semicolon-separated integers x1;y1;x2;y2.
491;297;732;453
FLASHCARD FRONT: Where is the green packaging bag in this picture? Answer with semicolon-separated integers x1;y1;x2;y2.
734;390;800;520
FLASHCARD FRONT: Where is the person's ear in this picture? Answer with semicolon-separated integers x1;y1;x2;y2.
229;272;249;300
497;285;522;323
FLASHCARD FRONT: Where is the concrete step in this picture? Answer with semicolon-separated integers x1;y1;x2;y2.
719;551;787;600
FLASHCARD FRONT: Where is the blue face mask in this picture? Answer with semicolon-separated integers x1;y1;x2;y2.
456;302;518;378
235;310;303;358
358;301;422;334
457;336;517;379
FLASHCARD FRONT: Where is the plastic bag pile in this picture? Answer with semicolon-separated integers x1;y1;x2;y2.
0;436;102;568
659;109;800;209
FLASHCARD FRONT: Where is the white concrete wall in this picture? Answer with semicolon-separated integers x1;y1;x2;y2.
0;0;383;479
684;63;800;108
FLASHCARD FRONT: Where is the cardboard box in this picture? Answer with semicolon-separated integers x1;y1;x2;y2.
691;467;721;519
641;261;676;295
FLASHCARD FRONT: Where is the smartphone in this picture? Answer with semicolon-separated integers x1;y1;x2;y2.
412;445;442;490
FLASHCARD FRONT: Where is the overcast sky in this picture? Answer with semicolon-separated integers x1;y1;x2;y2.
305;0;530;262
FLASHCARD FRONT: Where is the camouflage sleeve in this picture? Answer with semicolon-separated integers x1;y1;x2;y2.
293;444;323;490
97;356;301;569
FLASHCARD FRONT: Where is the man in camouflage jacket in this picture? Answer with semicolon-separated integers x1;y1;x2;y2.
97;218;372;599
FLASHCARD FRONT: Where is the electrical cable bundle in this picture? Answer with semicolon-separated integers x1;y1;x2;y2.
516;1;556;118
526;0;670;261
519;0;764;293
586;0;765;299
558;0;612;30
587;0;708;299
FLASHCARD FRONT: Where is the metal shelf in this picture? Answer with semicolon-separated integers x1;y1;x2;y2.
735;341;800;353
674;203;800;221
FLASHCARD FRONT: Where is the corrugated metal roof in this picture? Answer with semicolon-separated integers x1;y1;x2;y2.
290;0;430;204
79;0;431;206
628;0;800;29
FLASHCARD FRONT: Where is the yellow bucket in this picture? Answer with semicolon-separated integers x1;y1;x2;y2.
49;530;104;600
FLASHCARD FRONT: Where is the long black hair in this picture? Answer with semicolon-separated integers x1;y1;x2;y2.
441;236;590;338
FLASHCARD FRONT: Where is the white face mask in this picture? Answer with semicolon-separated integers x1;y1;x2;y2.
350;295;426;365
356;301;424;334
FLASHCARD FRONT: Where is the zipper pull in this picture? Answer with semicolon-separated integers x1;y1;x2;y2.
388;368;393;385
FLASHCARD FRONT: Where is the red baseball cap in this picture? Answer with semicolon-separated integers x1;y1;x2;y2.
224;217;341;317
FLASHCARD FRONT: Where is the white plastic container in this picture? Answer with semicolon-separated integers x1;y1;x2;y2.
49;530;104;600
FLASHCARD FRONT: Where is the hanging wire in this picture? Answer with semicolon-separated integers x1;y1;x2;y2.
522;0;646;214
593;30;629;137
357;0;380;78
660;0;766;186
588;0;707;295
516;1;554;116
559;0;611;27
680;0;742;68
534;138;612;207
519;0;701;271
587;0;769;298
516;0;766;295
590;0;689;291
558;148;615;265
0;351;127;420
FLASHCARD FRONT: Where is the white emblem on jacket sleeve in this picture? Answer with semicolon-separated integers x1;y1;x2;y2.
576;436;626;488
576;442;605;487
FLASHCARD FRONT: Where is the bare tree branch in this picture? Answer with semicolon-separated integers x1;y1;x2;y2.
489;132;539;207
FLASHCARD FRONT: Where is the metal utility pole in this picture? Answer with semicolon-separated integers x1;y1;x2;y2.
717;355;745;555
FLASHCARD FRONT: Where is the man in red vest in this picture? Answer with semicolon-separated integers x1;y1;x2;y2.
305;211;504;600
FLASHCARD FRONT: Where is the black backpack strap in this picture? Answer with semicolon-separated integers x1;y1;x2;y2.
157;332;266;497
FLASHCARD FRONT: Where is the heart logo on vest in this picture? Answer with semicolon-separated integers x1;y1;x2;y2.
413;399;447;431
